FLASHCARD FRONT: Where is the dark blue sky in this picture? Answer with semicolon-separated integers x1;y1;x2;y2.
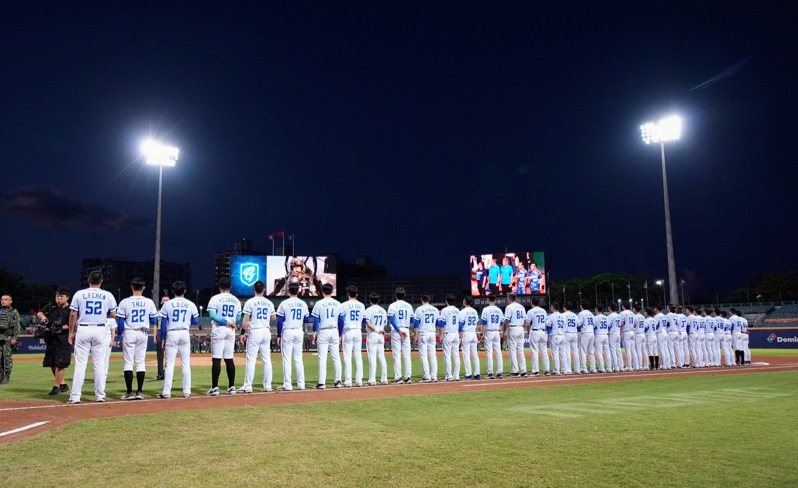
1;2;796;297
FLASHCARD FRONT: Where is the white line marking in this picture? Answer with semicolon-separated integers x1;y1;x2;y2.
0;421;50;438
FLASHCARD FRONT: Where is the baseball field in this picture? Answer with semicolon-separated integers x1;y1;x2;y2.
1;349;796;487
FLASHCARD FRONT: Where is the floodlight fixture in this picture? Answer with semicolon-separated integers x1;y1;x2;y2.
141;138;179;167
640;115;682;144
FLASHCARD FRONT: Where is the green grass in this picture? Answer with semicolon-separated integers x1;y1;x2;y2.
3;371;797;487
3;348;797;403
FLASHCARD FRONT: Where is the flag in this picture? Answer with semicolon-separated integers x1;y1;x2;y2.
288;234;294;241
643;281;648;289
276;230;285;238
267;234;274;241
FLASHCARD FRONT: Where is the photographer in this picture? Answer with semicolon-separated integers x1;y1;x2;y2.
36;288;72;395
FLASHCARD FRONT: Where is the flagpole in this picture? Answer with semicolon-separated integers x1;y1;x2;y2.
282;233;285;256
271;236;275;255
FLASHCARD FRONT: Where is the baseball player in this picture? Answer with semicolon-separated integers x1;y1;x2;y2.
311;283;342;389
364;293;388;385
105;314;118;380
730;309;744;365
340;285;366;387
66;270;117;404
115;278;158;400
480;295;504;378
387;287;413;383
739;312;751;365
719;310;735;367
526;298;549;376
561;302;579;374
666;305;682;368
240;281;275;393
439;295;461;381
577;302;597;374
276;282;309;390
503;294;527;377
633;305;648;370
654;306;672;369
677;306;690;367
413;294;439;382
593;306;610;373
157;281;199;399
514;264;528;295
703;309;718;367
644;308;659;369
695;308;708;367
206;277;242;396
619;303;637;371
458;297;481;379
546;302;567;374
686;307;702;368
606;304;624;372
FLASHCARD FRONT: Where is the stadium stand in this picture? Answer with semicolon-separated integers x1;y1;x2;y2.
761;304;798;327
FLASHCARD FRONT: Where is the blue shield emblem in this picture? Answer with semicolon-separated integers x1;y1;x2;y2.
240;263;259;287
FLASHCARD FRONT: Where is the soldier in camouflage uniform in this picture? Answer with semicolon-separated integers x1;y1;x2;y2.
0;294;22;384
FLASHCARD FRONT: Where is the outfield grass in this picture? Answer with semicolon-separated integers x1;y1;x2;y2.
3;371;796;487
3;348;797;403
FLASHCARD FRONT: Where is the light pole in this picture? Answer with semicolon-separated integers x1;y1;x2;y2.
141;138;179;304
655;280;665;306
641;115;682;306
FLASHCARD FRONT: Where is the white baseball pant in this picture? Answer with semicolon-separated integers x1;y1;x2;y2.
281;329;305;390
242;328;272;391
69;325;108;402
646;333;658;361
609;333;623;371
623;331;637;370
634;333;648;369
704;333;716;366
442;332;461;380
316;328;341;386
564;332;578;373
579;332;596;373
483;330;503;375
594;333;609;372
122;329;148;372
657;331;672;368
550;334;568;374
162;329;191;397
418;331;438;381
391;328;412;380
461;331;480;377
211;325;235;359
366;332;387;384
105;327;114;378
723;333;734;366
743;334;750;362
342;329;363;386
529;330;550;373
507;327;526;374
667;331;681;366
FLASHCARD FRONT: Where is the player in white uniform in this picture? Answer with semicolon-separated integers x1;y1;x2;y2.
719;310;735;367
666;306;682;368
704;309;718;367
503;294;527;377
633;305;648;370
577;302;596;374
206;277;242;396
364;293;389;385
239;281;275;393
654;306;672;369
480;295;504;378
105;315;118;380
695;308;707;367
730;309;744;366
413;294;440;382
526;298;550;376
439;295;461;381
66;270;117;404
546;302;567;374
739;312;751;365
311;283;342;389
644;308;658;369
115;278;158;400
276;282;309;390
562;303;579;374
593;306;610;373
676;307;690;367
619;303;637;371
340;286;366;387
387;287;413;384
157;281;199;398
607;304;624;372
685;307;703;368
459;297;481;379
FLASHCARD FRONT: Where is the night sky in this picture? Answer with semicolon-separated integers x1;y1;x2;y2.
2;2;796;298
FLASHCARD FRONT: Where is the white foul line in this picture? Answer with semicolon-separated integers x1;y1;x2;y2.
0;421;50;438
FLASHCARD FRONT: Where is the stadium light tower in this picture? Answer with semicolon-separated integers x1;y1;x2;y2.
141;138;179;304
641;115;682;306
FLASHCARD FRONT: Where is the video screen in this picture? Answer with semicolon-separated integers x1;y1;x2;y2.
230;256;267;297
470;252;546;297
266;256;337;297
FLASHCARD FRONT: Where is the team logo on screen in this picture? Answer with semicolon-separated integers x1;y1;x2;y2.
239;263;259;286
767;333;777;343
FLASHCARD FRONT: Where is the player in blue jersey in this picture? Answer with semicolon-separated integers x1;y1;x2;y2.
514;266;528;295
527;262;544;294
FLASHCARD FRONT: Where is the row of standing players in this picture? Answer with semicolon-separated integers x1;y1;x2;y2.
63;272;752;403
